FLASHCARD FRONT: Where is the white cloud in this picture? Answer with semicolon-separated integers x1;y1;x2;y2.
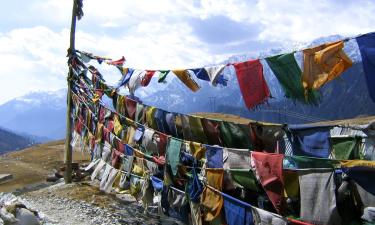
197;0;258;21
256;0;375;42
0;27;69;103
1;0;375;104
34;0;375;44
0;23;224;104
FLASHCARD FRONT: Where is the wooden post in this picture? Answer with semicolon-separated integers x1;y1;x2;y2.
64;0;78;183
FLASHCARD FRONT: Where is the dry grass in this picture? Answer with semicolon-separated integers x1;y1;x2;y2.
193;112;253;124
0;140;90;192
193;112;375;126
309;115;375;126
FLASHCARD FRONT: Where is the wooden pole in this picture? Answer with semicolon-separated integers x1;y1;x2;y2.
64;0;78;183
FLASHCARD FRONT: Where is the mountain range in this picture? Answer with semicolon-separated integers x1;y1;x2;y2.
0;34;374;143
0;89;67;141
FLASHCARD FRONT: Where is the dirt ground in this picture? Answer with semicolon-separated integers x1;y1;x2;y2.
47;181;121;209
19;180;184;225
0;140;90;192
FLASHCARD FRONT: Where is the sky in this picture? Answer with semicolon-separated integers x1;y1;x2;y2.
0;0;375;104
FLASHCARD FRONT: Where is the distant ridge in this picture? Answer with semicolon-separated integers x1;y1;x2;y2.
0;127;35;154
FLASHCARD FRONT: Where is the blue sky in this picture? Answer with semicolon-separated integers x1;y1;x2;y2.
0;0;375;104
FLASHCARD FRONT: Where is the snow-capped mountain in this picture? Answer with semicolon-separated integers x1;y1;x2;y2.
0;89;67;140
138;35;375;123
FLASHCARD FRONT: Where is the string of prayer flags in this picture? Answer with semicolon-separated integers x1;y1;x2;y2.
70;74;375;225
75;31;375;111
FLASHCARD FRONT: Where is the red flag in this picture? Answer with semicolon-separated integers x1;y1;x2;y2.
233;59;270;110
125;97;137;120
117;139;124;153
107;56;126;66
251;152;286;215
141;70;156;86
156;132;168;156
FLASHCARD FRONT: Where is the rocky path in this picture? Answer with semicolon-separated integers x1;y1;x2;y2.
22;185;116;225
1;181;185;225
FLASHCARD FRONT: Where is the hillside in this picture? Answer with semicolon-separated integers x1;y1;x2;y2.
0;141;181;225
0;127;35;154
0;140;89;192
